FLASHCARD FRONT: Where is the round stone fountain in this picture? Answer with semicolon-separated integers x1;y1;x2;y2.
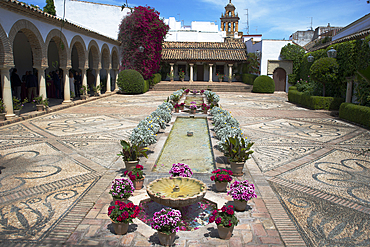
146;177;207;209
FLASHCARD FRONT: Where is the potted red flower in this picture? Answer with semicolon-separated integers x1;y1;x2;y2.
124;164;145;190
179;102;185;111
201;103;210;114
108;201;140;235
210;169;233;192
209;205;239;239
174;103;180;113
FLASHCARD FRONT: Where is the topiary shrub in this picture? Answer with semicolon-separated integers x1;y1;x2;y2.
143;80;149;92
242;74;258;85
310;57;339;97
117;69;145;94
252;75;275;93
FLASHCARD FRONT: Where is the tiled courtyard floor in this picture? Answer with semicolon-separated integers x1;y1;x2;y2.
0;91;369;246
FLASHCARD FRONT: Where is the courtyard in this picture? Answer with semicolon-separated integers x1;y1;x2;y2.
0;90;369;246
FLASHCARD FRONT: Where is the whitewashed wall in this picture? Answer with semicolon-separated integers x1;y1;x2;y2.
55;0;129;40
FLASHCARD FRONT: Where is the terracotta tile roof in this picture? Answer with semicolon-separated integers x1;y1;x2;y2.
162;39;247;61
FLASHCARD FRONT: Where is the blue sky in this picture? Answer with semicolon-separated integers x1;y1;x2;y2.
30;0;369;39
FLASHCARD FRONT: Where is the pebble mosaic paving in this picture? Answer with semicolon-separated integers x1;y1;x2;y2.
0;90;369;246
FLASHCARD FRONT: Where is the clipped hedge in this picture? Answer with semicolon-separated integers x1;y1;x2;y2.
252;75;275;93
242;74;258;85
288;89;344;110
117;69;145;94
339;103;370;128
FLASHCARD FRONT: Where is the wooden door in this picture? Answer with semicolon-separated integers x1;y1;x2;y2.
273;68;286;91
197;65;204;81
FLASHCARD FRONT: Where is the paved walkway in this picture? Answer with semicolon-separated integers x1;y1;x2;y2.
0;91;369;246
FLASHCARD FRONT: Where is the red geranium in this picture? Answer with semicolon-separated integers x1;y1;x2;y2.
124;164;144;181
108;201;140;223
210;169;233;182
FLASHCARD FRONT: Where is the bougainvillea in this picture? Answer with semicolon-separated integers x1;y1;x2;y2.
118;6;169;79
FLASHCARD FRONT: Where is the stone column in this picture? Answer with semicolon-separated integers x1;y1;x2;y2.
228;64;233;82
62;68;71;104
106;68;111;93
81;68;87;90
96;69;101;95
208;64;213;82
114;69;119;91
236;22;239;33
35;66;47;100
169;63;174;81
346;77;353;103
189;64;194;82
1;67;15;118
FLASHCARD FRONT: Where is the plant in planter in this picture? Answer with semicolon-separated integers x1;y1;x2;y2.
192;89;198;95
124;164;145;190
13;97;28;116
109;177;135;202
108;201;140;235
118;140;148;171
189;104;197;114
169;163;193;178
79;85;89;99
174;103;180;113
210;169;233;192
184;88;190;94
216;73;224;82
92;84;101;96
178;70;185;81
200;89;205;94
179;102;185;111
151;208;182;246
32;95;49;111
0;99;5;121
170;93;181;104
221;136;254;176
209;205;239;239
228;180;257;211
167;71;174;81
201;103;210;114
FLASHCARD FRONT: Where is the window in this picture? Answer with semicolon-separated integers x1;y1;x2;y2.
216;65;224;75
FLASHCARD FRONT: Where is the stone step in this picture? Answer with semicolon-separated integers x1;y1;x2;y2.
152;81;252;92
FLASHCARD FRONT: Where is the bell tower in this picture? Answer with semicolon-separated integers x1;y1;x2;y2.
220;0;240;37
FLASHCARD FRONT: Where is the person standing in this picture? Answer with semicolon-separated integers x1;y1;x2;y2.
69;72;75;98
26;71;37;101
53;70;61;99
74;71;81;97
11;68;22;99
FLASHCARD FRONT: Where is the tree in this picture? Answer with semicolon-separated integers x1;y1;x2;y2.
118;6;169;80
280;43;305;85
243;53;260;74
310;57;339;97
43;0;56;16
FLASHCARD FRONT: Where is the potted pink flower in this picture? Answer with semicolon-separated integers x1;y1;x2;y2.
210;169;233;192
192;89;198;95
227;180;257;211
124;164;145;190
151;208;182;246
108;201;140;235
109;178;135;203
209;205;238;239
169;163;193;177
189;104;197;114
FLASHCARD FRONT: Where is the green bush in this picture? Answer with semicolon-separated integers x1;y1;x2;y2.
242;74;258;85
117;69;145;94
143;80;149;93
339;103;370;128
252;75;275;93
288;89;344;110
310;57;339;97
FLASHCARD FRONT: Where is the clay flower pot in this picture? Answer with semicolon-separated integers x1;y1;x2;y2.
230;161;245;176
215;181;228;192
217;225;234;239
125;160;139;171
233;200;248;211
157;231;176;246
133;177;144;190
112;221;129;235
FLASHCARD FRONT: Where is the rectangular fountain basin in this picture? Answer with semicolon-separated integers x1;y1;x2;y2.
153;117;215;173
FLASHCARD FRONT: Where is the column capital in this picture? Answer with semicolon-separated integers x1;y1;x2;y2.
209;64;213;66
228;64;234;67
61;67;72;71
169;63;175;66
189;63;194;66
33;66;48;70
